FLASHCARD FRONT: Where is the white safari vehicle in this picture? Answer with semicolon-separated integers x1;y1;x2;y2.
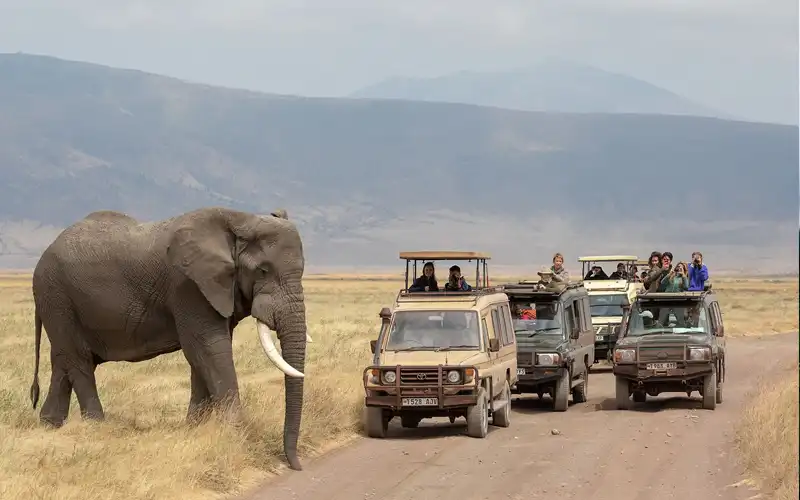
363;251;518;439
578;255;643;363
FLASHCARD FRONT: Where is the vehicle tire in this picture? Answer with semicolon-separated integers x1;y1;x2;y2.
703;368;717;410
632;391;646;403
615;377;631;410
400;415;421;428
466;387;489;438
553;369;570;412
492;380;512;428
715;362;724;404
365;407;388;438
572;370;589;404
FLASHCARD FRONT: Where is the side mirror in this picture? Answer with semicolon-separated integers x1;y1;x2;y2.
488;338;500;352
379;307;391;324
370;340;377;353
715;326;724;337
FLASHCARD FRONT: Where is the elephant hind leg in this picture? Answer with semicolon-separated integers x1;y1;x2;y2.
186;365;213;425
70;361;105;421
39;363;73;427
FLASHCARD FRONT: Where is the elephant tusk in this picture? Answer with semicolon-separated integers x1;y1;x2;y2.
306;333;314;343
256;321;305;378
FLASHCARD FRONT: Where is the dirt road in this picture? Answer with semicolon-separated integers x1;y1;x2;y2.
245;333;797;500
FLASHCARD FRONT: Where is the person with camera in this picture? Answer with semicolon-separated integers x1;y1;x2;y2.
408;261;439;292
550;252;571;283
444;265;473;292
688;251;709;291
643;251;667;292
660;261;689;292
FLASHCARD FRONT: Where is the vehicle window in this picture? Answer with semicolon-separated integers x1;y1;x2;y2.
510;300;564;338
582;298;592;330
500;305;515;345
385;310;481;351
564;304;575;335
482;317;490;345
588;294;628;317
626;300;710;337
491;308;506;345
572;300;584;334
483;313;496;339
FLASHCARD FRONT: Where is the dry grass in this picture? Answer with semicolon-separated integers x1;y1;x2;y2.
0;275;796;499
735;362;799;500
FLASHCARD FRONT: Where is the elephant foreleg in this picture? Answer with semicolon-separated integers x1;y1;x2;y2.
186;365;213;425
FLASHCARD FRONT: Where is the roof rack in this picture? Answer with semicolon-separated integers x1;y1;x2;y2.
636;290;711;301
500;281;583;297
395;286;506;305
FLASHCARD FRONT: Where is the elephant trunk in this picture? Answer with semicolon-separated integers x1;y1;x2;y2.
278;317;306;471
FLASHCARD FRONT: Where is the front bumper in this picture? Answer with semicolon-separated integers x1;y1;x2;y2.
613;362;712;382
514;365;565;388
363;365;480;410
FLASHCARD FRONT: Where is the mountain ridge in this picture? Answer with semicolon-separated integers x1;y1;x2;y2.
0;53;797;272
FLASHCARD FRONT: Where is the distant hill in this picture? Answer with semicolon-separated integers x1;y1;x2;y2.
0;53;797;273
350;59;728;119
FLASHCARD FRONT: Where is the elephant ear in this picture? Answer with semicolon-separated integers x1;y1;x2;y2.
167;215;236;318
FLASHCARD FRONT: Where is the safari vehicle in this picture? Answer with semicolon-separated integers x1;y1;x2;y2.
363;251;518;439
504;281;595;411
611;284;725;410
578;255;643;363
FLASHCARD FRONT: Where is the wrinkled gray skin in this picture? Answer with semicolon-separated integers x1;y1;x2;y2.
29;207;308;471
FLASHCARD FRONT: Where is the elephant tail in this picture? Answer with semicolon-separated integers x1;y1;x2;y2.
30;308;42;409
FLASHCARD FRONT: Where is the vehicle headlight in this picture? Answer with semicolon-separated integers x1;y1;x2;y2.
446;370;461;384
614;348;636;364
463;368;475;384
368;369;380;385
535;353;561;366
688;347;711;361
382;370;396;384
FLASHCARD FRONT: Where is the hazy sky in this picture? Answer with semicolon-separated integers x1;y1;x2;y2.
0;0;797;124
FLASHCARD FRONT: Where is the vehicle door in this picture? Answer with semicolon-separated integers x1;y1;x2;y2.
481;308;500;396
708;299;726;382
566;298;593;373
492;302;518;388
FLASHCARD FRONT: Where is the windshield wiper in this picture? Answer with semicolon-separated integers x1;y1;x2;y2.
390;346;431;352
516;328;561;337
435;345;478;351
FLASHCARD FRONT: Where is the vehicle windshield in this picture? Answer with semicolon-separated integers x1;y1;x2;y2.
626;301;710;337
510;300;563;337
385;310;481;351
589;294;628;317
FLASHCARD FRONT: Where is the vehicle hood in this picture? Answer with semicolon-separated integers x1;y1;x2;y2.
616;333;710;347
515;336;567;352
380;350;486;366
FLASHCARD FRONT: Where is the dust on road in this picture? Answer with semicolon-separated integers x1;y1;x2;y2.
244;333;797;500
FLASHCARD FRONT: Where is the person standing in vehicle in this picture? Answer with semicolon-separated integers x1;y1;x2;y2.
445;265;472;291
660;261;689;292
550;252;570;283
688;251;709;291
408;261;439;292
643;251;666;292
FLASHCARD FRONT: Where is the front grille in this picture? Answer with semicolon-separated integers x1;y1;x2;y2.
517;352;534;366
399;367;440;386
638;345;685;362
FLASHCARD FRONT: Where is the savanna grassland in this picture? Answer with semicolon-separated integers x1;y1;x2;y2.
0;273;796;500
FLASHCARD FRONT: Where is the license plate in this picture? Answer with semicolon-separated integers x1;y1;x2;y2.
401;397;438;406
517;368;526;375
646;362;677;370
595;335;605;342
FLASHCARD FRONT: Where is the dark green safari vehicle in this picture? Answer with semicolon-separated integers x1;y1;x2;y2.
611;285;726;410
504;281;595;411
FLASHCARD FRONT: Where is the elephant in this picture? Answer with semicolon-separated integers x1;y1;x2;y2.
29;206;312;471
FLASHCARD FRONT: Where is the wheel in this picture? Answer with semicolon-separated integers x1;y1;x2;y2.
703;368;717;410
615;377;631;410
572;370;588;404
466;387;489;438
365;407;388;438
400;415;421;428
632;391;646;403
492;381;512;428
715;384;724;404
553;369;570;412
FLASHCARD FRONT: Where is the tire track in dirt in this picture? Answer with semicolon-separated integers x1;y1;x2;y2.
244;333;797;500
